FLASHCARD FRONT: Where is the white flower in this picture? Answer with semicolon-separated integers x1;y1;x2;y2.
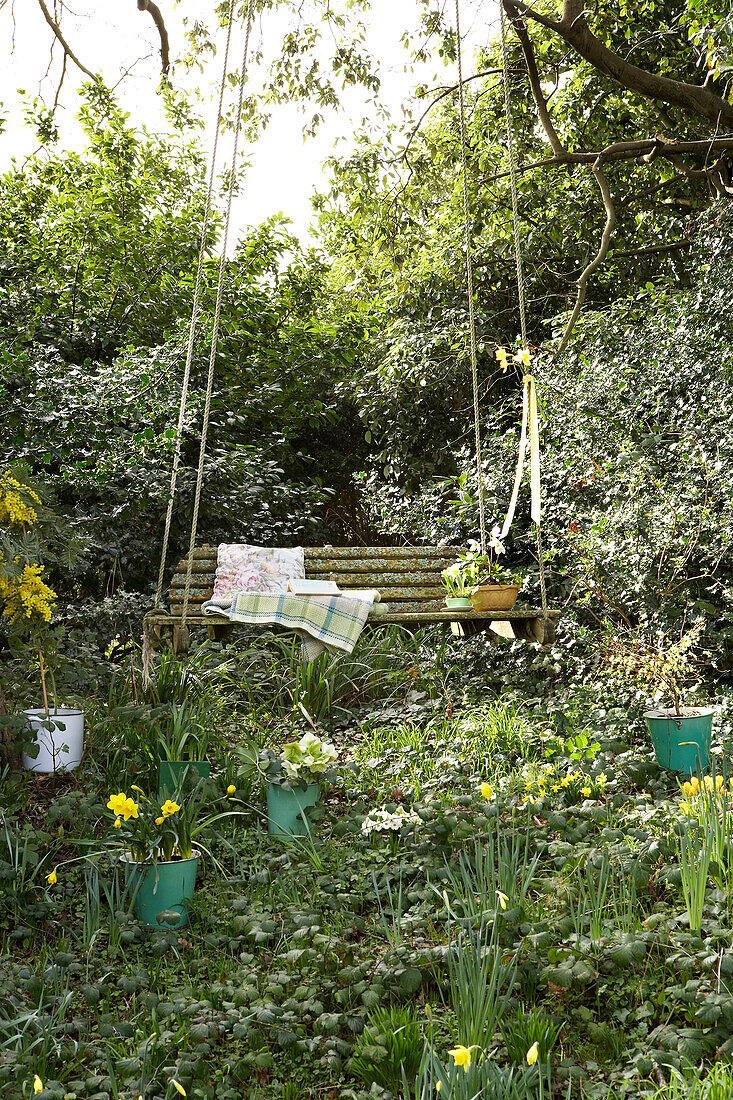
488;526;506;555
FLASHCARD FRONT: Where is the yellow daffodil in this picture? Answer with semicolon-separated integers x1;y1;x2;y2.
526;1041;539;1065
107;791;138;819
113;818;122;828
155;816;165;825
160;799;181;818
515;347;532;368
495;346;509;362
122;797;138;820
131;785;143;793
480;782;494;799
448;1045;472;1072
552;784;561;792
497;891;508;911
227;784;237;795
436;1083;442;1094
33;1075;43;1094
46;869;57;885
171;1081;187;1097
581;786;591;797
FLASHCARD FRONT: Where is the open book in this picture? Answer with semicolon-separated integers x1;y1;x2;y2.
286;577;341;596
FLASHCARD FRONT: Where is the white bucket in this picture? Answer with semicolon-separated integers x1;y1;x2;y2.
22;708;85;774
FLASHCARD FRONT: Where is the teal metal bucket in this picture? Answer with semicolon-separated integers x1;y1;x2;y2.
267;781;320;839
123;851;199;929
157;760;210;797
645;709;713;775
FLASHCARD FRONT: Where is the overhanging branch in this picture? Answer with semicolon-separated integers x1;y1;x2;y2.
505;1;565;156
480;135;733;185
35;0;97;80
137;0;170;75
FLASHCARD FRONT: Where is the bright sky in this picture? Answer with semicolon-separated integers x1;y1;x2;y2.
0;0;494;244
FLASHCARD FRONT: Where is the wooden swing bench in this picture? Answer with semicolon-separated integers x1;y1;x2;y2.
144;545;558;654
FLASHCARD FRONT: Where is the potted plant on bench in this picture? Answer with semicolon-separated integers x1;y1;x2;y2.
449;533;523;614
441;563;473;609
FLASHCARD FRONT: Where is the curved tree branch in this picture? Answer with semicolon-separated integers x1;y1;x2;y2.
137;0;170;75
505;0;733;129
35;0;97;80
480;135;733;185
504;2;565;157
553;161;616;360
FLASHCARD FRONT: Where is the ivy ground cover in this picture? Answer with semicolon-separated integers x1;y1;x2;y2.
4;696;733;1100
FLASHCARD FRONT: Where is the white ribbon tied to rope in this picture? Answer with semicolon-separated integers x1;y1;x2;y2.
499;375;541;540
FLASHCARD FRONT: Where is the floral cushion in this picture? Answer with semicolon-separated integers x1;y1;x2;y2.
212;543;305;600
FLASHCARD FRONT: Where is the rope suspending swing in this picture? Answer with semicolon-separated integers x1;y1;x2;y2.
153;0;255;628
454;0;550;626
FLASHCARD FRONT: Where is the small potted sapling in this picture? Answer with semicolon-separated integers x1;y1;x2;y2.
260;732;338;839
0;469;85;774
603;621;711;775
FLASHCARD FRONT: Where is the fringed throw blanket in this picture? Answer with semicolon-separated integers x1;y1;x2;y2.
203;544;380;660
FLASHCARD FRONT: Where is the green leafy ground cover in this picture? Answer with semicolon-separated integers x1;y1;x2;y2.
4;635;733;1100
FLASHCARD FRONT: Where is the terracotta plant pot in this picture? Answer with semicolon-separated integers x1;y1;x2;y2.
469;584;520;613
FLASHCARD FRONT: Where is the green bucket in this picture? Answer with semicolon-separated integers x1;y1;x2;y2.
123;851;200;929
157;760;210;797
645;708;713;775
267;781;320;839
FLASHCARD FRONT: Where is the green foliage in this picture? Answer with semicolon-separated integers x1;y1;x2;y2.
229;626;422;720
1;91;370;622
501;1005;562;1066
349;1003;424;1092
446;919;515;1052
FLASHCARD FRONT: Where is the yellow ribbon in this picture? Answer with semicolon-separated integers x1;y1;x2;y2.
499;375;541;539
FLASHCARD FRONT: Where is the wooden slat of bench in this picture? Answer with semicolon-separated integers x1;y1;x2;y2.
172;556;453;575
306;546;452;560
148;606;557;626
173;545;453;563
306;560;450;575
169;585;444;611
171;569;447;589
169;574;446;600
